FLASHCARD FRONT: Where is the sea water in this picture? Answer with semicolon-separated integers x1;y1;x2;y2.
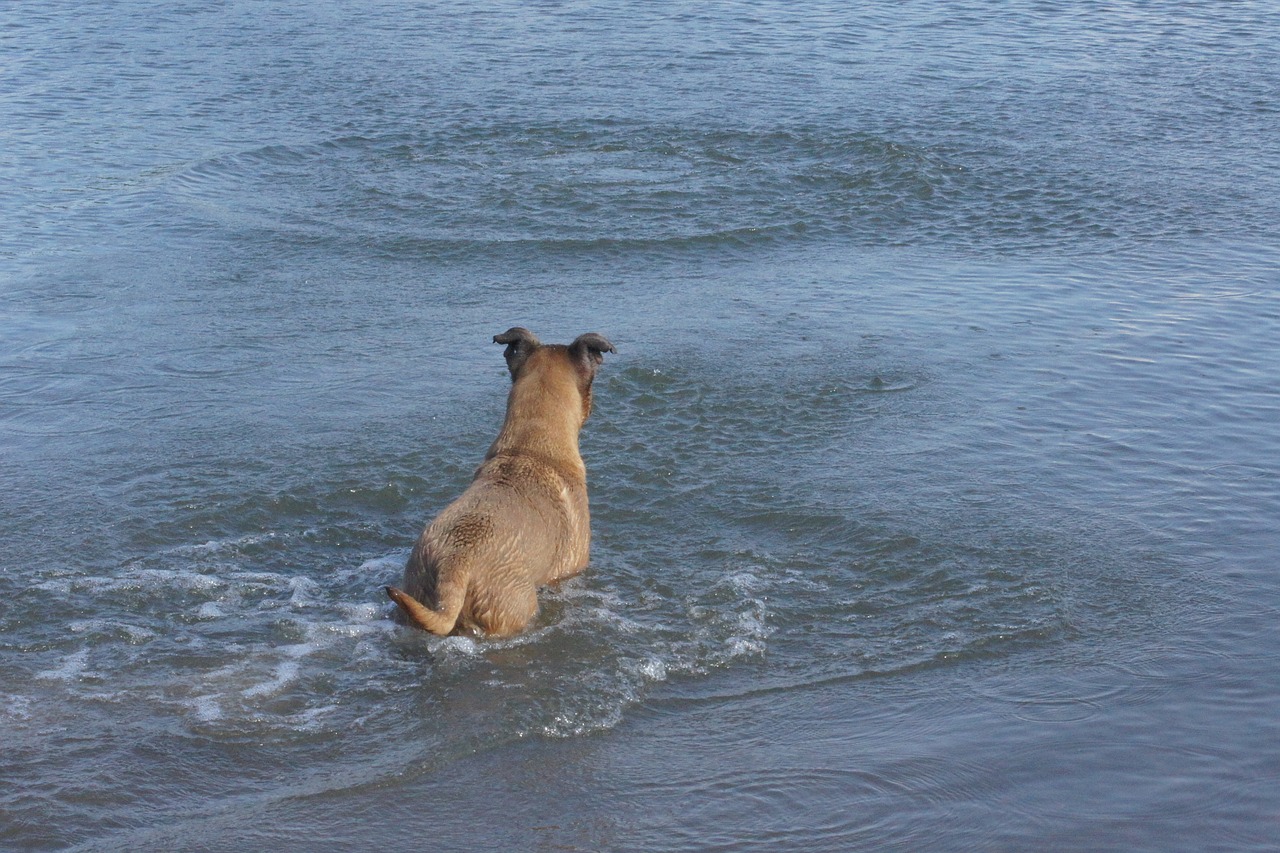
3;1;1279;850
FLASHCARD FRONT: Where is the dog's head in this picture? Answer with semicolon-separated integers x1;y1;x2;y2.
494;327;616;421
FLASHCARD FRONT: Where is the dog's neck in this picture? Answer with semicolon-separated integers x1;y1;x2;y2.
484;361;586;474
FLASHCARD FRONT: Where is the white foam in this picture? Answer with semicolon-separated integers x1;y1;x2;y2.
723;596;772;659
122;623;158;642
435;635;480;656
356;554;405;573
288;575;320;607
721;568;764;593
23;546;779;747
343;552;409;586
726;633;767;657
321;612;381;638
174;532;278;556
35;649;90;681
241;660;301;698
281;640;320;660
175;631;331;723
40;568;226;595
68;619;158;643
637;657;668;680
541;704;626;738
285;704;337;731
224;570;293;585
196;601;224;619
677;568;775;668
134;568;225;591
555;586;648;635
189;695;223;722
577;603;645;634
336;602;381;621
3;694;33;721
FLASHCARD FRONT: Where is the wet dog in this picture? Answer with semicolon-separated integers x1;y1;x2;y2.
385;328;615;637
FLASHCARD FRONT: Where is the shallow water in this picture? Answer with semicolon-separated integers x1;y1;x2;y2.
4;1;1280;850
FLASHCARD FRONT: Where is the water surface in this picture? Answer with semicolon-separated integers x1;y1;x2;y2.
3;1;1279;850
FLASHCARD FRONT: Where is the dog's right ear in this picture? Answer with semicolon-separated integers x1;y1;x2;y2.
569;332;616;368
493;327;541;379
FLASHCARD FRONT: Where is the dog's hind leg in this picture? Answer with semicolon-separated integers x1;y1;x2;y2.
471;582;539;638
385;579;466;636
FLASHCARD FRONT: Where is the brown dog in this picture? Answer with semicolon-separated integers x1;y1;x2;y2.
385;328;615;637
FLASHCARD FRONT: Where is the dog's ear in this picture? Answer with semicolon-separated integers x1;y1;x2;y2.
494;327;541;379
569;332;616;369
569;333;615;420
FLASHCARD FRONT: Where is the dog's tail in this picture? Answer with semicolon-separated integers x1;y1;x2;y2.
385;582;465;636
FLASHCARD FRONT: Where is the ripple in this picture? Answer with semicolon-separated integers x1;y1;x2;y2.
996;739;1242;823
0;314;80;359
1170;288;1264;300
971;662;1172;723
151;342;272;379
663;767;910;849
160;120;1125;259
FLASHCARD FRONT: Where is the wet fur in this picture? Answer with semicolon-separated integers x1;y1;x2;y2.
385;328;615;637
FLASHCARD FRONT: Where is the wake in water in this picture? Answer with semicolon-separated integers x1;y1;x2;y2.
10;525;776;746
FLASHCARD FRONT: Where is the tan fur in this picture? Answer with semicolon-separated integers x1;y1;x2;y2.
385;328;615;638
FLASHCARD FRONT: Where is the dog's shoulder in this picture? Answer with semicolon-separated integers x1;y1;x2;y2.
477;452;583;495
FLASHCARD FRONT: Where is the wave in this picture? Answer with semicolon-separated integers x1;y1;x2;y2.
150;118;1237;261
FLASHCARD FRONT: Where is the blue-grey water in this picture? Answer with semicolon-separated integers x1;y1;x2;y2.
3;1;1279;850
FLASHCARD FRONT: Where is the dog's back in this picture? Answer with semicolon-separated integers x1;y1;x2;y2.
386;328;614;637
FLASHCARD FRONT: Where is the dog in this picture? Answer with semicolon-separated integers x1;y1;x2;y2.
385;327;615;637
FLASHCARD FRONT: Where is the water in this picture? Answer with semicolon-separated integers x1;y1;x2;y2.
3;1;1279;849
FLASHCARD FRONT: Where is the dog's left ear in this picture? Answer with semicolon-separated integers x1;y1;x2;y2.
494;327;541;379
569;333;616;370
